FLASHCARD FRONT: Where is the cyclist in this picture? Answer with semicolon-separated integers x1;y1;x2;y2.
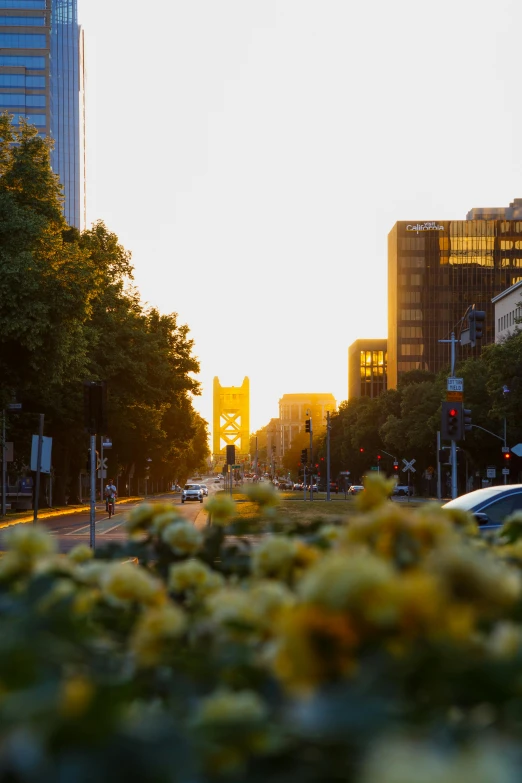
104;479;117;518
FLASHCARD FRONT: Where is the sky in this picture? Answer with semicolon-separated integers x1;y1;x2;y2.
78;0;522;441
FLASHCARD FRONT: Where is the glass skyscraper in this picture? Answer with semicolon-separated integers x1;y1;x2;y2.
388;201;522;389
0;0;85;229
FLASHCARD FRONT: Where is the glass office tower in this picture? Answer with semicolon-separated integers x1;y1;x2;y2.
388;210;522;388
348;339;387;399
0;0;85;229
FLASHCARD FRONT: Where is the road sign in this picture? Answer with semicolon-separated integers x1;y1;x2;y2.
486;467;496;479
447;377;464;392
97;457;108;471
232;464;241;469
97;469;107;479
102;439;112;449
7;403;22;411
502;446;510;453
370;466;379;471
339;471;351;476
446;391;463;402
402;458;416;473
502;468;510;476
30;435;52;474
511;443;522;457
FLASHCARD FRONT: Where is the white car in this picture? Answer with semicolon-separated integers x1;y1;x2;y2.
199;483;208;496
181;484;203;503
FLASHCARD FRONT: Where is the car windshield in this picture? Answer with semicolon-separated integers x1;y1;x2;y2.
443;486;520;511
185;484;200;490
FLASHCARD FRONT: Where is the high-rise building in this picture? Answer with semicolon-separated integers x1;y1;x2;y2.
348;339;387;399
0;0;85;229
388;201;522;388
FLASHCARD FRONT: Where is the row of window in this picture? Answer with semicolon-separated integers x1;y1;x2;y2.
401;344;425;356
397;361;424;372
0;54;44;67
400;309;423;321
0;0;45;6
11;111;45;125
0;74;44;87
498;308;521;333
398;326;423;338
401;291;421;304
0;15;44;24
0;32;46;47
0;92;45;106
359;350;386;367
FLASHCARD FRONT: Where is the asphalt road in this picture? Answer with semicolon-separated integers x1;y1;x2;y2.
0;480;220;553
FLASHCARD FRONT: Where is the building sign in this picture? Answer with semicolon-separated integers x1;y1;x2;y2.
406;222;445;234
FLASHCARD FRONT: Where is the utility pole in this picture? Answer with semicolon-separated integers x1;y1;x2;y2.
90;434;96;549
1;411;6;517
439;331;459;499
33;414;44;522
326;411;331;502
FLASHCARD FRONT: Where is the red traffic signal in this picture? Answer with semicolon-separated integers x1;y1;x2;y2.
377;454;381;461
360;448;364;453
504;452;511;460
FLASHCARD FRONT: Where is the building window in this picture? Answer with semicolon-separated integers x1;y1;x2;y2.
0;16;44;24
10;112;46;126
0;33;46;47
0;93;46;107
0;54;45;68
0;0;45;6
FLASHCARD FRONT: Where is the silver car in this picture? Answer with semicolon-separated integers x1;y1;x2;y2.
181;484;203;503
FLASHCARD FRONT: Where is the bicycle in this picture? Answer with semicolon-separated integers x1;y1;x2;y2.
107;495;116;518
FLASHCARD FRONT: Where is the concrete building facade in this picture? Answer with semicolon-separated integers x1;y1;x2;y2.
492;280;522;342
278;393;336;456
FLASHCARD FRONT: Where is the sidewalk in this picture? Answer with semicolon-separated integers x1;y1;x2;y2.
0;495;160;531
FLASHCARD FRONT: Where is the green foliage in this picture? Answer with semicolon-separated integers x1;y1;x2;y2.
0;114;209;502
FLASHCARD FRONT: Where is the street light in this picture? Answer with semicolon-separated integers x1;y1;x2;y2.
502;386;510;485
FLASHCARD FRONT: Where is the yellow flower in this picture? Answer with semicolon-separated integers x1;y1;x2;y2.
125;502;156;534
251;535;297;580
169;559;224;598
59;675;94;718
355;473;396;511
487;621;522;659
161;521;203;555
37;578;77;613
0;552;23;581
131;602;187;667
298;551;395;612
358;736;517;783
75;560;107;587
72;587;100;616
193;689;268;727
205;587;257;630
248;580;295;631
204;494;237;526
151;509;183;535
272;605;359;692
5;525;56;561
318;524;342;546
68;544;94;564
243;482;280;508
101;562;165;607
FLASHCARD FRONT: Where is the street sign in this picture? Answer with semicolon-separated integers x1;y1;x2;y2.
502;446;510;453
339;471;351;476
402;458;416;473
503;468;510;476
97;457;108;471
232;464;241;469
97;469;107;479
511;443;522;457
370;466;379;471
30;435;52;474
486;467;496;479
102;439;112;449
7;403;22;411
446;391;463;402
447;377;464;392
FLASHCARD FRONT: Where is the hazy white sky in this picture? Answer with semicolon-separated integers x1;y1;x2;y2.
78;0;522;438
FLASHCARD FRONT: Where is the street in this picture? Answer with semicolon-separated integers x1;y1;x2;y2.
0;483;217;553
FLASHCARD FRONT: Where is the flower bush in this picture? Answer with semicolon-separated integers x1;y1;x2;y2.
2;474;522;781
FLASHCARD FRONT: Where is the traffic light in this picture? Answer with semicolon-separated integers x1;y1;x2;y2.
377;454;381;462
301;448;308;464
359;448;364;453
441;401;463;441
393;461;399;472
83;380;107;435
469;308;486;346
226;445;236;465
504;452;511;461
305;418;311;434
463;408;472;432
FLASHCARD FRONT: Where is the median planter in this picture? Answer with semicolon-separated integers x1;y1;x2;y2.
0;475;521;781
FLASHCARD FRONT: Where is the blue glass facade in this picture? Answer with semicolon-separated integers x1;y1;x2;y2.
0;0;85;229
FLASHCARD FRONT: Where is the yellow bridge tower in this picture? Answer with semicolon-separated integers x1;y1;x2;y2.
213;377;250;463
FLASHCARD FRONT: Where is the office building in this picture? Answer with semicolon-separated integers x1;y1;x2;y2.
388;202;522;388
0;0;85;229
492;280;522;342
348;339;387;399
278;393;336;456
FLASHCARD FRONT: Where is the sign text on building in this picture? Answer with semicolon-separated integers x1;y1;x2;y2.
406;222;445;234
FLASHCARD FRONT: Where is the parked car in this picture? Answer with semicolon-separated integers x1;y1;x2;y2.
349;485;365;495
442;484;522;530
293;482;303;491
181;484;203;503
277;480;293;490
392;484;414;497
170;484;181;492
